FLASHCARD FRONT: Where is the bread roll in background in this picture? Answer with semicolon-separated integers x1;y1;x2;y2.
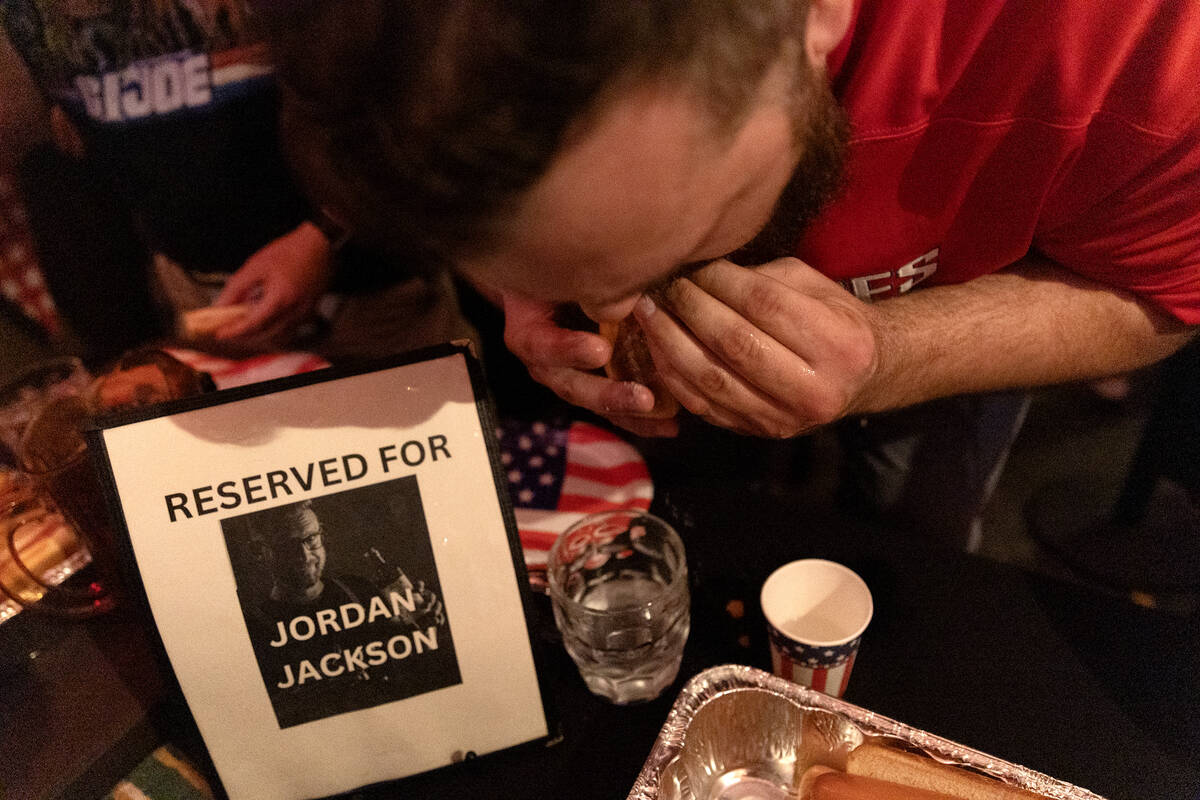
598;317;679;419
846;744;1044;800
177;304;251;340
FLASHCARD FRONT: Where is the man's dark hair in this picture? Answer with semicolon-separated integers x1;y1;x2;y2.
247;500;321;547
265;0;806;265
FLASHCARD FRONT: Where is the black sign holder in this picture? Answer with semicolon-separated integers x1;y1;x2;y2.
88;343;558;800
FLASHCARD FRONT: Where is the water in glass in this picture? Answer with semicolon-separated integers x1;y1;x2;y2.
549;511;690;704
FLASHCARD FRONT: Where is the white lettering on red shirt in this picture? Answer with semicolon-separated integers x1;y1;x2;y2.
844;247;940;301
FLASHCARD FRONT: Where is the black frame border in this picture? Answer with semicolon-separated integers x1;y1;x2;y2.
85;342;561;799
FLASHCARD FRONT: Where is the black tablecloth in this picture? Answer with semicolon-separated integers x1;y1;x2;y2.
3;452;1198;800
367;474;1200;800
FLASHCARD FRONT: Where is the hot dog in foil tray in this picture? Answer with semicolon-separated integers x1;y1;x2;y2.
628;665;1104;800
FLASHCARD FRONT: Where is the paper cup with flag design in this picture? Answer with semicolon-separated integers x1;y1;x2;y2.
760;559;873;698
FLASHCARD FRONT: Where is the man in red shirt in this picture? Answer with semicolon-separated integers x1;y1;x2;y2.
267;0;1199;546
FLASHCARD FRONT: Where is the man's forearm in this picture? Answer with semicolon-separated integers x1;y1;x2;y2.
855;257;1197;414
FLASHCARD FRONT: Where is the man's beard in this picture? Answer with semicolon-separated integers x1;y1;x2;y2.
282;552;324;591
728;71;849;266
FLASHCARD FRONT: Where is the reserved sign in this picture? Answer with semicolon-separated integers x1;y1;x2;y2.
91;345;552;800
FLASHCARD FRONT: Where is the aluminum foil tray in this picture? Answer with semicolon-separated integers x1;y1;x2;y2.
628;664;1105;800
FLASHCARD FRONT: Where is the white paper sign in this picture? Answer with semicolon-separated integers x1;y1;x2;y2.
95;348;550;800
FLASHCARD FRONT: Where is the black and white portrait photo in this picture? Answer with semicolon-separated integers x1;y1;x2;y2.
222;477;462;728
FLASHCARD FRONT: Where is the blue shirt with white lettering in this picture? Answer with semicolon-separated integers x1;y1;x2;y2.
1;0;307;273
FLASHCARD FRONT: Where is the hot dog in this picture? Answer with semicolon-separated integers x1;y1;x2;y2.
846;744;1043;800
598;317;679;419
799;765;959;800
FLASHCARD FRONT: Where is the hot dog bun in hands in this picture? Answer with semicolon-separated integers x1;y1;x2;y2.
178;303;251;340
598;316;679;419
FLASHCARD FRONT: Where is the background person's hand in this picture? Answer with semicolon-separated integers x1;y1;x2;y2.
632;257;879;438
501;291;680;437
213;221;333;346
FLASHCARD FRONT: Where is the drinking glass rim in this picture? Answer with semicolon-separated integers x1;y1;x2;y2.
0;356;86;404
760;558;873;646
19;445;88;477
546;509;688;613
16;394;89;476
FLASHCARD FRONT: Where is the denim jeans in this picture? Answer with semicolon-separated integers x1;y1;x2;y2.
837;391;1032;551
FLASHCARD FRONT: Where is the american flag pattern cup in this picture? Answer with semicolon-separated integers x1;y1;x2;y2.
766;623;861;698
760;559;873;699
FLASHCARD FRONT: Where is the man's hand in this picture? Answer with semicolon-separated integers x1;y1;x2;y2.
632;258;879;438
380;571;446;628
501;292;680;437
634;255;1197;438
213;222;333;346
408;579;445;628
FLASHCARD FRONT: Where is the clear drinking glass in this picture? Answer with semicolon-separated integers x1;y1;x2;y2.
0;357;90;466
0;467;102;618
15;395;119;616
547;510;690;704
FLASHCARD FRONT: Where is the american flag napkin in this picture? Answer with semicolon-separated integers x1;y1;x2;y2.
495;418;653;589
167;348;330;389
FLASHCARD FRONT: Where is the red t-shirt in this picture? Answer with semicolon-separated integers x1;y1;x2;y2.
798;0;1200;324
